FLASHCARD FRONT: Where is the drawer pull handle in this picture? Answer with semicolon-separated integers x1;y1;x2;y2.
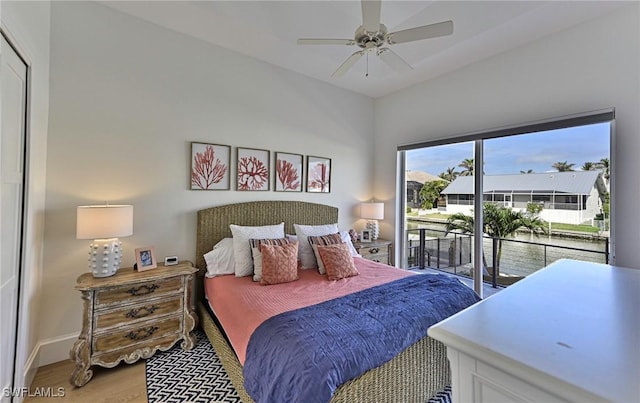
124;326;159;341
368;248;380;254
126;305;158;319
127;284;159;296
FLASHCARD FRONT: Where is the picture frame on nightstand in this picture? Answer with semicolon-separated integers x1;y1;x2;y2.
135;246;157;271
360;230;372;243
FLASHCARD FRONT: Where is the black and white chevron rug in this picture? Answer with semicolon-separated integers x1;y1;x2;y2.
145;329;451;403
145;329;241;402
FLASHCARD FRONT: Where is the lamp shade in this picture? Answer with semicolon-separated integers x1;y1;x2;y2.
360;202;384;220
77;205;133;239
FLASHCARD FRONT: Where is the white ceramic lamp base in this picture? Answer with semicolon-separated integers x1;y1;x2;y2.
366;220;380;240
88;238;123;277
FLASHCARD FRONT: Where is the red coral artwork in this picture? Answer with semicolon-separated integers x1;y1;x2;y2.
275;152;302;192
191;143;230;190
307;156;331;193
237;148;270;191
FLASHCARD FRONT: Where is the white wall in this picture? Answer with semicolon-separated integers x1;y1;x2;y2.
1;0;50;390
374;4;640;268
41;2;374;364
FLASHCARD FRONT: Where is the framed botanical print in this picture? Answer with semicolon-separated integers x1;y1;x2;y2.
237;147;270;191
190;142;231;190
275;152;303;192
306;155;331;193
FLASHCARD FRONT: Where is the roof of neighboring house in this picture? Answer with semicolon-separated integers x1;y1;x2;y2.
441;171;603;195
406;180;423;189
405;170;443;184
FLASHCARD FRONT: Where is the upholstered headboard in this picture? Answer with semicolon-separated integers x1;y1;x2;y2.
194;201;338;301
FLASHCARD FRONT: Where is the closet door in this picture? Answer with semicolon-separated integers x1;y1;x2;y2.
0;34;27;401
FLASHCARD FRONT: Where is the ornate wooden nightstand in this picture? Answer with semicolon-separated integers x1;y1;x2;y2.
70;261;198;387
354;239;392;265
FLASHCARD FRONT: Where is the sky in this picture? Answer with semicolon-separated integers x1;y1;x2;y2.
406;122;610;177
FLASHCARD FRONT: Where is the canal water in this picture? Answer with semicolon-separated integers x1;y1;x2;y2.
407;220;608;277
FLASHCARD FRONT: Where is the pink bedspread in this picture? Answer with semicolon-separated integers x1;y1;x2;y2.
204;257;414;364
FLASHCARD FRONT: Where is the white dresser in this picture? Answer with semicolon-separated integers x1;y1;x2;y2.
428;259;640;402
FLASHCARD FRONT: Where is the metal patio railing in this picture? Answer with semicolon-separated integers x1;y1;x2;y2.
407;227;609;287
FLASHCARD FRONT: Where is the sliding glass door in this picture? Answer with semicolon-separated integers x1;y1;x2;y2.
399;111;613;295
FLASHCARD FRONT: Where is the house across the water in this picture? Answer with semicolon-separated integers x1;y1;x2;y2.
405;170;445;209
441;171;608;225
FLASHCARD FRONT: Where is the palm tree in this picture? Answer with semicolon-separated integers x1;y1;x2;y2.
439;167;459;182
520;169;534;174
458;158;474;176
552;161;575;172
445;203;547;277
582;162;595;171
596;158;610;181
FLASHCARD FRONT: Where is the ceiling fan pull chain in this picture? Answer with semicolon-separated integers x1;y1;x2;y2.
366;52;369;77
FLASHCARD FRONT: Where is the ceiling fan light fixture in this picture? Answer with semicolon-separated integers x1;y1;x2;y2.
296;0;454;77
355;25;388;49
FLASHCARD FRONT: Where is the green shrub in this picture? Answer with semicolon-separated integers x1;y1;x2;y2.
526;202;544;215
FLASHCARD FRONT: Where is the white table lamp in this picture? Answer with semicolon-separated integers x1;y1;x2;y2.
360;202;384;240
77;205;133;277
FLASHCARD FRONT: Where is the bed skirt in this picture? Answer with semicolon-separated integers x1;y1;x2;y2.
197;302;450;403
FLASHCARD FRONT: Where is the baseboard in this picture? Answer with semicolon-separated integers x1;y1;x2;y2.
23;344;40;388
10;333;76;402
10;346;42;403
36;333;78;367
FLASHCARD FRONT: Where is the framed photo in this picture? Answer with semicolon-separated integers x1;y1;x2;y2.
306;156;331;193
237;147;270;191
135;246;157;271
360;230;372;243
190;142;231;190
275;152;303;192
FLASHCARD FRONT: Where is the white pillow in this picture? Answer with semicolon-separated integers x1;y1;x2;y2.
230;223;285;277
294;223;339;269
204;238;235;278
340;230;361;257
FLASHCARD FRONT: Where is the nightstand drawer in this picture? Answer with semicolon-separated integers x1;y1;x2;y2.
359;246;385;256
96;277;182;307
360;251;389;263
93;315;182;353
95;296;182;330
354;239;392;265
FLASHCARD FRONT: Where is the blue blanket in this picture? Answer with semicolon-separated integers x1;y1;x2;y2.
243;274;481;403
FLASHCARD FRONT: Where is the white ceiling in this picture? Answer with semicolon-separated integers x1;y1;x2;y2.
99;1;627;98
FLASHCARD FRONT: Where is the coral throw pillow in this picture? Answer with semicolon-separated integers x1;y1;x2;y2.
260;242;299;285
307;233;343;275
249;238;290;282
317;243;359;281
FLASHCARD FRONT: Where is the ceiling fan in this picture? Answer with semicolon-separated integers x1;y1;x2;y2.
297;0;453;77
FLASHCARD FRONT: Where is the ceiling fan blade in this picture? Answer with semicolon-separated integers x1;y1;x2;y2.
378;48;413;73
388;20;453;44
332;51;365;77
361;0;382;32
297;38;355;46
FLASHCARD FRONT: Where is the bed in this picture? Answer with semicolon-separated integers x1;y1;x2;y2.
194;200;478;403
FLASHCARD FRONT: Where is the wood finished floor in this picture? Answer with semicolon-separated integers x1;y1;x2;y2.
25;360;147;402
